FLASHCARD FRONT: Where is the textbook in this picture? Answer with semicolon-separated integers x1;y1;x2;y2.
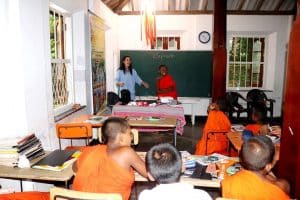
32;150;80;171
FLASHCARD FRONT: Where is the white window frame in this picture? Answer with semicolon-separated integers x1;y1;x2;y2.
226;32;276;91
50;5;74;116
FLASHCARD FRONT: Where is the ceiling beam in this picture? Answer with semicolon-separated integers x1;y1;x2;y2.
275;0;285;11
255;0;265;10
202;0;209;10
237;0;246;10
116;10;295;15
114;0;130;11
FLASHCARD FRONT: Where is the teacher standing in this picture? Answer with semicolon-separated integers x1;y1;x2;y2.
115;56;149;101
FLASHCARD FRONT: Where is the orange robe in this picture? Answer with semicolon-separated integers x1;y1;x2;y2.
0;192;49;200
157;74;178;99
195;110;231;155
245;124;262;135
72;145;134;200
222;169;289;200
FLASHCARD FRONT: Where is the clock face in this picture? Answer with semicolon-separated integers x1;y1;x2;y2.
198;31;211;44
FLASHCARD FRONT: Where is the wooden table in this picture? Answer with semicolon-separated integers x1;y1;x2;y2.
226;132;280;161
0;153;74;191
67;115;178;146
126;116;178;146
112;104;186;135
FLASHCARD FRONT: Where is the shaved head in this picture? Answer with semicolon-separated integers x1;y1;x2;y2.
240;135;275;171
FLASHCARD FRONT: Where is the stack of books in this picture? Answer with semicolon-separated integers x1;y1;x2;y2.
0;139;19;167
16;133;45;161
0;134;45;167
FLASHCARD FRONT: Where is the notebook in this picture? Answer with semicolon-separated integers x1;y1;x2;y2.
32;149;79;171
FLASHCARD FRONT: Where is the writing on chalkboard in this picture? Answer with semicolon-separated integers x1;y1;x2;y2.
153;53;175;60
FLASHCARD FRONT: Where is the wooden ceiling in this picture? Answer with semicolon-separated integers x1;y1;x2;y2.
101;0;296;15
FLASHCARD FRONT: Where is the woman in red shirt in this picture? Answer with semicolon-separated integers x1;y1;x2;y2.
156;65;178;100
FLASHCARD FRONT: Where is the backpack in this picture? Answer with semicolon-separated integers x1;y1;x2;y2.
120;89;131;105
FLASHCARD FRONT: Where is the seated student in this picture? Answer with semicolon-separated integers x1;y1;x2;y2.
222;135;290;199
139;143;212;200
245;102;268;135
194;98;231;155
72;117;147;200
156;65;178;100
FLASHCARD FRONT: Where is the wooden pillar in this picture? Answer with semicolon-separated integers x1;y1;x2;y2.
212;0;227;102
278;0;300;198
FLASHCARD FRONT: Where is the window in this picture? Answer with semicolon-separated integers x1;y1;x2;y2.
50;8;73;114
227;36;265;88
151;36;180;50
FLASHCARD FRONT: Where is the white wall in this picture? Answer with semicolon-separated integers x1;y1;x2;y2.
227;15;292;117
116;14;292;117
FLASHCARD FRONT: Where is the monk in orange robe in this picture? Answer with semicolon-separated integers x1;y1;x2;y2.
222;135;290;199
195;99;231;155
156;65;178;100
0;192;49;200
245;102;268;135
73;117;147;200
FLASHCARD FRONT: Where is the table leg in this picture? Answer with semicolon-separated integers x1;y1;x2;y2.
20;180;23;192
174;120;178;146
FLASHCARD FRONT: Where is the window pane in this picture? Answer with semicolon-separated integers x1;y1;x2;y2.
52;63;68;108
234;37;240;62
240;38;247;62
247;38;253;62
227;36;265;89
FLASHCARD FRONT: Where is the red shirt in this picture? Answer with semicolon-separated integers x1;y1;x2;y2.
157;74;178;99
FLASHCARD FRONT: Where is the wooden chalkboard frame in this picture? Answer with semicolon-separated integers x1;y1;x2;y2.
120;50;212;97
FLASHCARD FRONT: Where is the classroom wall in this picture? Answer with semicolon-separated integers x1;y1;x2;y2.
115;14;292;117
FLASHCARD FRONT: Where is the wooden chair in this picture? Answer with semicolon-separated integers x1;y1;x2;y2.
56;123;93;150
50;187;122;200
98;128;139;145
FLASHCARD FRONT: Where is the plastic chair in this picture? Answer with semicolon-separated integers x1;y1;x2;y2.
246;89;275;120
50;187;122;200
56;123;93;150
98;128;139;145
225;92;248;120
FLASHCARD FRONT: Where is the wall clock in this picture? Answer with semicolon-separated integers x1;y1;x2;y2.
198;31;211;44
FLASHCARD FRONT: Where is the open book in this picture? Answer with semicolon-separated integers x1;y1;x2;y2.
32;150;80;172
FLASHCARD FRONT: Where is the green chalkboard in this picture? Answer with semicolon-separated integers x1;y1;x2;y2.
120;50;212;97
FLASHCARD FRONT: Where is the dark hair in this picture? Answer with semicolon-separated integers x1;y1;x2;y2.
251;102;267;123
146;143;182;184
119;56;133;75
102;117;130;143
158;65;168;70
240;135;275;171
120;89;131;104
216;97;230;113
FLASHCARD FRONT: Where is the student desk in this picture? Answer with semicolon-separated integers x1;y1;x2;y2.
226;132;280;161
112;104;186;135
0;153;73;191
67;115;178;146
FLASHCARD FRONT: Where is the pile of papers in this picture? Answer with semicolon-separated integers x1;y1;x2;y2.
16;134;45;161
0;141;19;167
180;151;196;169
